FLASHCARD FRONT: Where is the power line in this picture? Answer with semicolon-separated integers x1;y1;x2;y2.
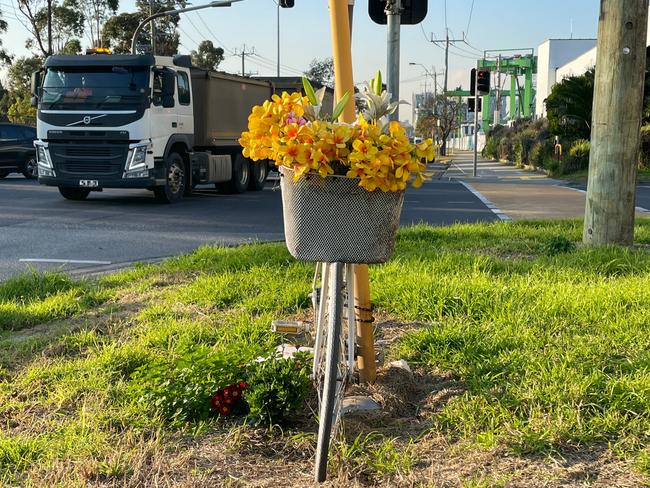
177;25;199;49
194;12;233;55
252;52;304;75
465;0;475;38
444;0;447;30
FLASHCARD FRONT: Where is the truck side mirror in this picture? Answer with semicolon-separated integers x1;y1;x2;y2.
30;96;38;108
161;70;175;108
30;71;41;97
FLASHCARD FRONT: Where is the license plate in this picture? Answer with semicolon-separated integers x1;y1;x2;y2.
79;180;99;188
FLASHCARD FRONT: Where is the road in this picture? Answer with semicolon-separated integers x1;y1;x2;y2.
0;173;497;280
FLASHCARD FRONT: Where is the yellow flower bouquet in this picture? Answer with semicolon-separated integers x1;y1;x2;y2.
239;72;435;263
239;72;435;192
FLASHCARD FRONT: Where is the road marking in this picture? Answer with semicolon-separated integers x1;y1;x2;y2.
458;181;512;221
558;185;650;213
19;258;112;265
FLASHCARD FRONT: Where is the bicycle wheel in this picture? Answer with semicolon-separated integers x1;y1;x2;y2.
314;261;345;482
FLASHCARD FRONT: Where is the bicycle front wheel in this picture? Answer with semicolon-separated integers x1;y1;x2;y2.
314;261;344;482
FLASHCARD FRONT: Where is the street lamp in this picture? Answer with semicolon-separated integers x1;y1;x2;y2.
131;0;243;55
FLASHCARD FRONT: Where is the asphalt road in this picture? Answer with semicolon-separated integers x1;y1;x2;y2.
0;174;497;280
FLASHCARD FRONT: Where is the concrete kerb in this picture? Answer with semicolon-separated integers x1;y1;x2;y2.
458;181;512;221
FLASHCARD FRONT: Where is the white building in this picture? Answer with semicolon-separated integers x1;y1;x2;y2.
535;39;597;117
536;16;650;117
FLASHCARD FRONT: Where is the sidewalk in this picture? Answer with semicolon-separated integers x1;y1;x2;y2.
445;151;648;220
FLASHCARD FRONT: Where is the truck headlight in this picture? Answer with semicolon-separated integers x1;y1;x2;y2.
127;144;148;171
36;144;52;168
35;143;55;177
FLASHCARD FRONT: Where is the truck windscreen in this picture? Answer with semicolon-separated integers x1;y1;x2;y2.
41;66;150;110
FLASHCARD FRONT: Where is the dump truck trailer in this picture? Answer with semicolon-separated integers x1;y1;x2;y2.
31;53;278;202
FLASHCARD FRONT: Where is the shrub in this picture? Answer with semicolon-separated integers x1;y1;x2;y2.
127;346;246;424
561;139;590;173
482;136;498;160
541;235;577;256
529;140;554;169
244;351;312;425
639;125;650;168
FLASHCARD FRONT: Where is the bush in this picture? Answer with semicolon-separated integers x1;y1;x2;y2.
541;235;577;256
482;136;498;160
128;346;246;424
529;140;554;169
639;125;650;168
561;139;590;173
244;352;311;425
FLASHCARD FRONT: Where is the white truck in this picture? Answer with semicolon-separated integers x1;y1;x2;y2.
31;53;276;202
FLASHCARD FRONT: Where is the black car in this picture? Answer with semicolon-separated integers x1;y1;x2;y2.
0;123;37;180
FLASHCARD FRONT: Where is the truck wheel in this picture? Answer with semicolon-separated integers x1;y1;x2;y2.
22;156;38;179
216;154;250;194
59;187;91;201
248;160;268;191
154;152;186;203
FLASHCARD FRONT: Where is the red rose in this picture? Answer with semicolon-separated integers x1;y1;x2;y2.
239;381;248;389
220;405;231;415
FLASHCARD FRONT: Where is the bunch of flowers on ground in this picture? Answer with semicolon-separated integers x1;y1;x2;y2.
211;381;248;416
239;72;436;192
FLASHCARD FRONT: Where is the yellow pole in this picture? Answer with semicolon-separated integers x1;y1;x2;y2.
328;0;377;384
328;0;356;123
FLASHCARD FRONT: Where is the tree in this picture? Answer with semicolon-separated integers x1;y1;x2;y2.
191;40;224;71
416;93;463;155
18;0;85;56
304;58;334;87
104;0;186;55
79;0;118;48
61;38;82;54
0;10;11;63
8;56;43;95
545;69;594;140
102;12;143;53
6;56;42;126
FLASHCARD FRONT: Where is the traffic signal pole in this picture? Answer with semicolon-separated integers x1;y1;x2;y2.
386;0;401;121
473;62;479;177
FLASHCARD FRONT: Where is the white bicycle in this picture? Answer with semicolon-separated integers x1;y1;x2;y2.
273;261;358;482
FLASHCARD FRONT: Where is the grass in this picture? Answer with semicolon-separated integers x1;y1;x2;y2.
0;220;649;485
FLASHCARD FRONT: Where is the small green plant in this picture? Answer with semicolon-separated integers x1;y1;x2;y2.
542;235;577;256
244;351;311;425
332;433;415;479
127;345;246;424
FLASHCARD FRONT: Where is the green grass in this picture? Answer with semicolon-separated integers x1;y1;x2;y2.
0;222;649;483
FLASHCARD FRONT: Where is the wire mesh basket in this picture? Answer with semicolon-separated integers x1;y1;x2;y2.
280;167;404;263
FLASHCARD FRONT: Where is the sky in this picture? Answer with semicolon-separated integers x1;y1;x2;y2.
0;0;601;123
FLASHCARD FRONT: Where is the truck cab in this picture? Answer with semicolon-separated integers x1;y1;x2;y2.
32;53;270;202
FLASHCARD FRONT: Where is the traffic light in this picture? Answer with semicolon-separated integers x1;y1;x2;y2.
279;0;294;7
477;69;490;94
468;98;482;113
369;0;427;25
470;68;491;95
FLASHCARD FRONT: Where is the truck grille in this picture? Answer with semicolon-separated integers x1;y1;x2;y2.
50;144;128;177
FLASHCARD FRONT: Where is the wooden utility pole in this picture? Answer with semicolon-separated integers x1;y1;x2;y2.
583;0;648;246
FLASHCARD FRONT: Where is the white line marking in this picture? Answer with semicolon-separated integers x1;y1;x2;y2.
19;258;112;265
459;181;512;221
558;185;650;213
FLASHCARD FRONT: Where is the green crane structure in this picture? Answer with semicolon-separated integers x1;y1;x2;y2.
445;50;537;131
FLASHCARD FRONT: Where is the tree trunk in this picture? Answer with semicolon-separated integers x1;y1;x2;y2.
583;0;648;246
